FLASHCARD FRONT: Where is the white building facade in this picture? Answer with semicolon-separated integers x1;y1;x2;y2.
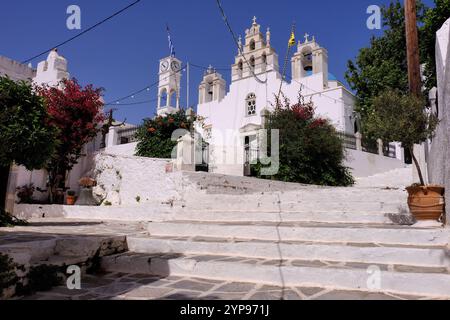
195;18;357;176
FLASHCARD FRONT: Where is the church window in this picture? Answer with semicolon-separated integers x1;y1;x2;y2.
246;93;257;116
206;82;213;102
250;40;256;51
250;56;255;70
169;90;177;107
261;54;267;71
237;60;243;78
301;47;313;72
160;88;168;107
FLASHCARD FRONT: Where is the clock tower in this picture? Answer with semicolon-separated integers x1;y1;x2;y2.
157;56;182;116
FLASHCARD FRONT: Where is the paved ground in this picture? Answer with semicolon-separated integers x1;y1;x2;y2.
18;272;435;300
1;218;447;300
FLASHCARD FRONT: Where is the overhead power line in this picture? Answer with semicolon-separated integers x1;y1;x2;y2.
214;0;267;84
22;0;142;64
104;65;187;106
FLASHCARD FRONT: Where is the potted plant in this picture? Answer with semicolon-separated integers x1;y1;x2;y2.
75;177;98;206
365;90;443;222
66;190;76;206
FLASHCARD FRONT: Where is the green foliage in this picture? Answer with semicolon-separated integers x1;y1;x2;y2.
366;90;438;149
22;265;62;294
255;94;354;187
365;90;438;185
420;0;450;92
136;110;197;159
0;76;57;170
0;253;24;296
345;1;426;129
0;208;28;227
16;184;36;204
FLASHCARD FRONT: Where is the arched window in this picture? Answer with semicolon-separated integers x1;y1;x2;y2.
169;90;177;107
206;82;213;102
250;40;256;51
237;60;243;78
301;47;313;72
250;56;255;70
261;53;267;72
160;88;168;107
246;93;256;116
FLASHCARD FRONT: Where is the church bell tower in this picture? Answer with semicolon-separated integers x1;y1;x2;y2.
157;56;182;116
291;35;329;89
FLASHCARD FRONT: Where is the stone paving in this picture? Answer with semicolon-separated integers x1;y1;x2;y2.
1;218;448;300
18;272;438;300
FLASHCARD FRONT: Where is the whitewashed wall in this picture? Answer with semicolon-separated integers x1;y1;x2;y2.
344;149;406;178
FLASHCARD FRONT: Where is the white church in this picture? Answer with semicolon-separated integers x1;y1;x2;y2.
156;18;364;176
1;18;406;212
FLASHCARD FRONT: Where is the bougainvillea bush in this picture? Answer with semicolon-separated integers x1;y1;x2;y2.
136;110;196;159
38;79;104;202
254;93;354;187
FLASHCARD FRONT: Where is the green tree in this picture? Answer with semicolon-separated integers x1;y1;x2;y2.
345;1;426;129
255;94;354;187
0;76;57;170
136;110;196;159
420;0;450;93
365;90;438;185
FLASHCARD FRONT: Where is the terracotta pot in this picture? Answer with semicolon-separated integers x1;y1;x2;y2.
66;195;77;206
406;185;445;221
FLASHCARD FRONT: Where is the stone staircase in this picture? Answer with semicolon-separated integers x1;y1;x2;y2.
97;183;450;299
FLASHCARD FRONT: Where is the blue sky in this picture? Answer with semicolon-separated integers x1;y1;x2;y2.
0;0;434;124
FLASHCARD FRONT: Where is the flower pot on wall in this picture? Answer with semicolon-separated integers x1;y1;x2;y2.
66;195;76;205
406;185;445;221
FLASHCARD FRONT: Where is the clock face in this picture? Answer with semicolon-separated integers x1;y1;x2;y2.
161;61;169;72
171;61;180;71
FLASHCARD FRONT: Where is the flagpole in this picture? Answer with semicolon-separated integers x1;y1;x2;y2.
187;62;190;109
277;22;296;107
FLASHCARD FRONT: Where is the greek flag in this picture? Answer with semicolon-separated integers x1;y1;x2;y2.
166;24;175;57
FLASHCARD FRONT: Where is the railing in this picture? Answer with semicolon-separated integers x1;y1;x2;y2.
338;132;357;150
339;131;397;159
117;126;141;145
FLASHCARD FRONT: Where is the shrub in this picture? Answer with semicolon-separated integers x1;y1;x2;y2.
365;90;438;185
0;208;28;227
0;253;24;297
135;110;196;159
16;184;36;204
254;94;354;187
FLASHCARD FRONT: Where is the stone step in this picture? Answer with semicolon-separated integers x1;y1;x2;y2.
126;236;450;269
63;207;410;225
101;252;450;298
147;222;449;247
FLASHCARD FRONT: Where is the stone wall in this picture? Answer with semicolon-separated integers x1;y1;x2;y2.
93;153;183;206
428;18;450;224
0;56;36;82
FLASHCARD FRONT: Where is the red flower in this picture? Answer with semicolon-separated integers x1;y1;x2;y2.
309;118;327;129
148;127;156;133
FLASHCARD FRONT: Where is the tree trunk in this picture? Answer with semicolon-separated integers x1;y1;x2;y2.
404;0;422;96
409;146;426;186
0;165;10;211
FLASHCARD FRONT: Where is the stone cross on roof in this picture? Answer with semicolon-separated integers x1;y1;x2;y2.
304;33;310;43
252;16;257;25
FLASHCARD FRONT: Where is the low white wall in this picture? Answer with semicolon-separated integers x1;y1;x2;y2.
345;149;405;178
105;142;138;157
93;153;182;206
